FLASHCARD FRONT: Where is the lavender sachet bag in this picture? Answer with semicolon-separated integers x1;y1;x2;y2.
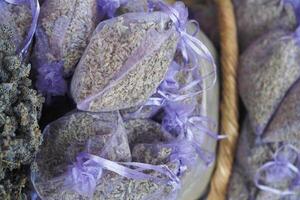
32;111;180;200
0;0;39;57
71;11;179;112
33;0;99;97
230;35;300;199
238;28;300;136
234;0;297;51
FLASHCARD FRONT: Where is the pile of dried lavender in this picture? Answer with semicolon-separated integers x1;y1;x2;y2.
0;25;44;199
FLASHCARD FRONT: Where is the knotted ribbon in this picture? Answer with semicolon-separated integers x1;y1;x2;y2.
98;0;128;18
149;0;217;98
161;101;223;166
4;0;40;58
65;152;180;197
255;144;300;196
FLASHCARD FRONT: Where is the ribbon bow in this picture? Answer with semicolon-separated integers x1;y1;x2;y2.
65;152;180;197
255;144;300;196
149;1;217;93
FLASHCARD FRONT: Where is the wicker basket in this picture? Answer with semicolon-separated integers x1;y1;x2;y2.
184;0;239;199
207;0;239;199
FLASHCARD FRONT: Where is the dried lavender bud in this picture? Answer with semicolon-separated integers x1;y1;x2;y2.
227;167;250;200
263;79;300;144
233;0;297;51
33;0;99;74
0;27;44;199
124;119;170;150
124;119;179;199
71;12;179;112
238;30;300;135
0;1;32;52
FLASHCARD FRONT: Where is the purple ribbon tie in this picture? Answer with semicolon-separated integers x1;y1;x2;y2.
65;152;180;197
255;144;300;196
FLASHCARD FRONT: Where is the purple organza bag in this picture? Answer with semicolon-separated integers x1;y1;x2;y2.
32;111;181;200
33;0;99;97
238;28;300;136
71;11;179;112
0;0;38;57
234;0;297;51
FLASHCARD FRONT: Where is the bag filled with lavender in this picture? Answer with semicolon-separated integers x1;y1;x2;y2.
229;4;300;198
31;111;183;200
32;1;221;199
118;1;220;198
234;0;297;51
238;27;300;136
228;117;300;200
70;11;179;112
0;0;39;57
33;0;100;97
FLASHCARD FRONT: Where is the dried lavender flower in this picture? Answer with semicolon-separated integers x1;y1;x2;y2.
0;1;32;52
71;12;179;112
238;29;300;135
0;25;44;199
233;0;297;51
33;0;99;75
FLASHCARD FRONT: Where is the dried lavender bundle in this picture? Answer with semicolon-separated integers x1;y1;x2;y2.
238;29;300;135
0;1;32;53
34;0;99;74
71;12;179;112
0;25;44;199
233;0;297;51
